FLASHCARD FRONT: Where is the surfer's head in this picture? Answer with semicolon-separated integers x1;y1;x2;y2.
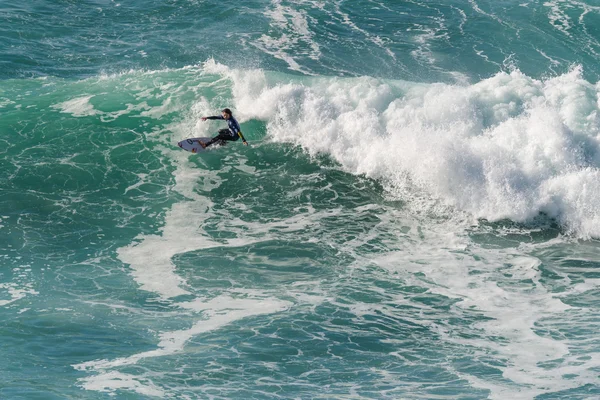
221;108;232;119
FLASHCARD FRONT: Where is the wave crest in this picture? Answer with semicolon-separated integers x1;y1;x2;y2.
208;61;600;237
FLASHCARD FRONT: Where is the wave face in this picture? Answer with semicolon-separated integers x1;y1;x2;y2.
2;1;600;400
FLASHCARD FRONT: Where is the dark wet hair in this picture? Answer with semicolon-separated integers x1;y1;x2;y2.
222;108;232;116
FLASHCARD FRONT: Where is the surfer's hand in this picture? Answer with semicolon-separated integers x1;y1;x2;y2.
243;141;248;146
201;117;207;121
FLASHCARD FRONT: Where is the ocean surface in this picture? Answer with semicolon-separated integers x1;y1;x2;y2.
2;1;600;399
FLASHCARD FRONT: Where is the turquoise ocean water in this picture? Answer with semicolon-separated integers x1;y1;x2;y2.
2;1;600;398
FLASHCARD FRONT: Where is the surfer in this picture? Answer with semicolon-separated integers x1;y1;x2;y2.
199;108;248;148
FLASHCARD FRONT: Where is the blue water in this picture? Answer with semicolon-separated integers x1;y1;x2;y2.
2;1;600;399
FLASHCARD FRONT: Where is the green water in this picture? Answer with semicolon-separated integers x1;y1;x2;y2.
2;1;600;399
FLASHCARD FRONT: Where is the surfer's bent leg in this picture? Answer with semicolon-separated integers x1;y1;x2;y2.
202;129;236;148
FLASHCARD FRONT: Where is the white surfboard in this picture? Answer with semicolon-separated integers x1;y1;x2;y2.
177;137;212;153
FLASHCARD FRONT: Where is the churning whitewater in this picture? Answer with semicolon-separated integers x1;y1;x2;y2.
1;1;600;399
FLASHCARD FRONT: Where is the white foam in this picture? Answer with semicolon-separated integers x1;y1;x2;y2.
252;0;321;74
123;173;148;194
0;97;15;108
101;102;151;122
77;371;165;397
74;293;291;396
544;0;573;37
0;282;38;306
139;96;177;119
207;62;600;238
409;15;450;69
52;95;100;117
370;224;596;399
116;174;215;299
51;94;152;121
76;295;290;371
0;264;38;307
468;0;506;26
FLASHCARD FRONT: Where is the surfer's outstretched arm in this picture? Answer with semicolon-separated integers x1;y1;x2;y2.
201;116;224;121
238;131;248;145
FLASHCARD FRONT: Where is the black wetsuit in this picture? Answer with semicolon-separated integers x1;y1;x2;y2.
204;115;247;147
